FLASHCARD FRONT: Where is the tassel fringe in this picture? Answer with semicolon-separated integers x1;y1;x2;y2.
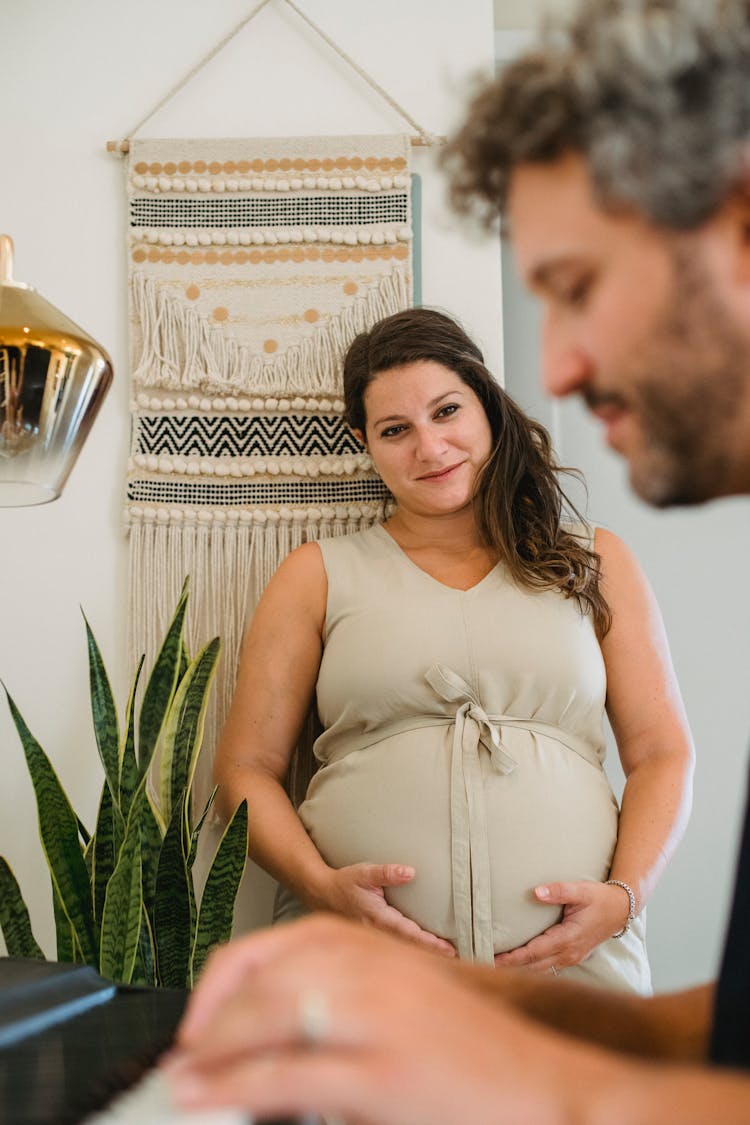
131;268;409;397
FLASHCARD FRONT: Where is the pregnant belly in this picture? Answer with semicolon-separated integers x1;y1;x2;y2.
299;724;619;953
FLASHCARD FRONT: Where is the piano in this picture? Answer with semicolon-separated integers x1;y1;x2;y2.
0;958;312;1124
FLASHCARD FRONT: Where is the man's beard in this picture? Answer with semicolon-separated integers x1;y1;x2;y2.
586;249;749;508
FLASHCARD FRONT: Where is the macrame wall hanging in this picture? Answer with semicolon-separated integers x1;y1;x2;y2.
110;0;440;808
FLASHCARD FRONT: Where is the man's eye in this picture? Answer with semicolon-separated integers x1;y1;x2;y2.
564;277;592;307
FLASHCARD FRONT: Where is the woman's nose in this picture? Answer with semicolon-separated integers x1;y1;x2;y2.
413;425;445;461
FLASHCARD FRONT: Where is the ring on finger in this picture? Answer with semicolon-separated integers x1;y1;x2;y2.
298;988;330;1047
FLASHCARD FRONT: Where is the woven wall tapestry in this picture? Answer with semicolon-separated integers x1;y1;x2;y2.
125;134;413;805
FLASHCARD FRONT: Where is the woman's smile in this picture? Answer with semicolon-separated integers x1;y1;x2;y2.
415;461;466;482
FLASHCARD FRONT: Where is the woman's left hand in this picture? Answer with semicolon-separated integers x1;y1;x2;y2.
493;880;632;973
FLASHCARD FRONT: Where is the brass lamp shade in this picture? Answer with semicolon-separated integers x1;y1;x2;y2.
0;235;113;506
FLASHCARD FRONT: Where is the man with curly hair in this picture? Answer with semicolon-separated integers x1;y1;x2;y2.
164;3;750;1120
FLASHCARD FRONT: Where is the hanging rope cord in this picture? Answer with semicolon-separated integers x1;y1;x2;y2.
114;0;440;148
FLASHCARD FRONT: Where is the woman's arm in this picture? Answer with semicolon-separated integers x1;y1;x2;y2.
215;543;454;953
214;540;330;898
496;528;694;970
598;526;695;917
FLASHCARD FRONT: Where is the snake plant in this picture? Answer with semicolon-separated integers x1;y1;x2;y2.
0;581;247;987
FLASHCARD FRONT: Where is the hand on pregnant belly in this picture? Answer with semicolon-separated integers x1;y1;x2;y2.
493;880;631;972
319;862;456;957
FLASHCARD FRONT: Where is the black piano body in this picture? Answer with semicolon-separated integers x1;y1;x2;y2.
0;956;188;1123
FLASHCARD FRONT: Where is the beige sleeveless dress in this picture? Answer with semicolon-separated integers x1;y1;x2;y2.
277;523;651;993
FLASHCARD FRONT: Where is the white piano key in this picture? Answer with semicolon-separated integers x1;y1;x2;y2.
81;1063;249;1124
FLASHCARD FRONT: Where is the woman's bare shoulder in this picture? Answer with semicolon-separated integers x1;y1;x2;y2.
274;540;326;578
258;541;327;627
593;526;645;583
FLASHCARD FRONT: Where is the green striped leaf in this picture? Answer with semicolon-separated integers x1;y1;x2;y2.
140;791;164;921
0;858;44;959
138;583;189;773
178;639;190;684
4;689;97;966
84;614;121;803
186;850;197;976
92;779;125;936
83;834;94;877
153;793;192;988
132;903;156;987
99;823;142;984
191;800;248;982
52;878;75;962
188;786;218;870
77;816;91;848
119;654;144;818
159;637;221;834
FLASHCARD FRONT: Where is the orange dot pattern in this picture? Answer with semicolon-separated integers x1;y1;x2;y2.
303;309;320;323
213;307;229;322
132;245;409;266
133;155;408;177
185;284;200;300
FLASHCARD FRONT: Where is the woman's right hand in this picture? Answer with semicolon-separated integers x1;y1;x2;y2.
314;862;456;956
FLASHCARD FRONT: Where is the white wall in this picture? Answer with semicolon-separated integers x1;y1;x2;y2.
493;0;572;27
0;0;499;956
496;33;750;992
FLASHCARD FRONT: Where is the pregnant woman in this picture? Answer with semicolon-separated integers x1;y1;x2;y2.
214;307;694;990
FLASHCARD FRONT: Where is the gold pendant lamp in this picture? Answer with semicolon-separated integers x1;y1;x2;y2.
0;235;113;506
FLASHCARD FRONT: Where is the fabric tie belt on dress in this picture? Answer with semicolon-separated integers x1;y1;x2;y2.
424;663;601;965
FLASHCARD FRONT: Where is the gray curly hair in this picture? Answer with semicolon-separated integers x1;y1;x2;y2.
443;0;750;231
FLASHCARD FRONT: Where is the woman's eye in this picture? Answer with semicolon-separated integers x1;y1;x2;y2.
436;403;459;418
381;424;406;438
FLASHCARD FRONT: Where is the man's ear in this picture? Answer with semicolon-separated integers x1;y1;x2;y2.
728;180;750;282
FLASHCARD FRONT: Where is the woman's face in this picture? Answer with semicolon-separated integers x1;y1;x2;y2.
360;359;494;519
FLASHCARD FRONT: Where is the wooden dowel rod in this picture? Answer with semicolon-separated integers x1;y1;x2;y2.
106;134;445;155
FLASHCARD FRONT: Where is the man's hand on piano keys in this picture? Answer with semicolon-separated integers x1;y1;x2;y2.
161;914;602;1125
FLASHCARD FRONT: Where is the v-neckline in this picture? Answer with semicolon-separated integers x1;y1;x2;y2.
373;523;499;594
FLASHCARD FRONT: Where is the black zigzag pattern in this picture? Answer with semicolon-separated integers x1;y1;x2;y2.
136;414;361;458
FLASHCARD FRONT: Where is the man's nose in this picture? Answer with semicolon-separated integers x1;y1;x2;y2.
541;318;592;399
